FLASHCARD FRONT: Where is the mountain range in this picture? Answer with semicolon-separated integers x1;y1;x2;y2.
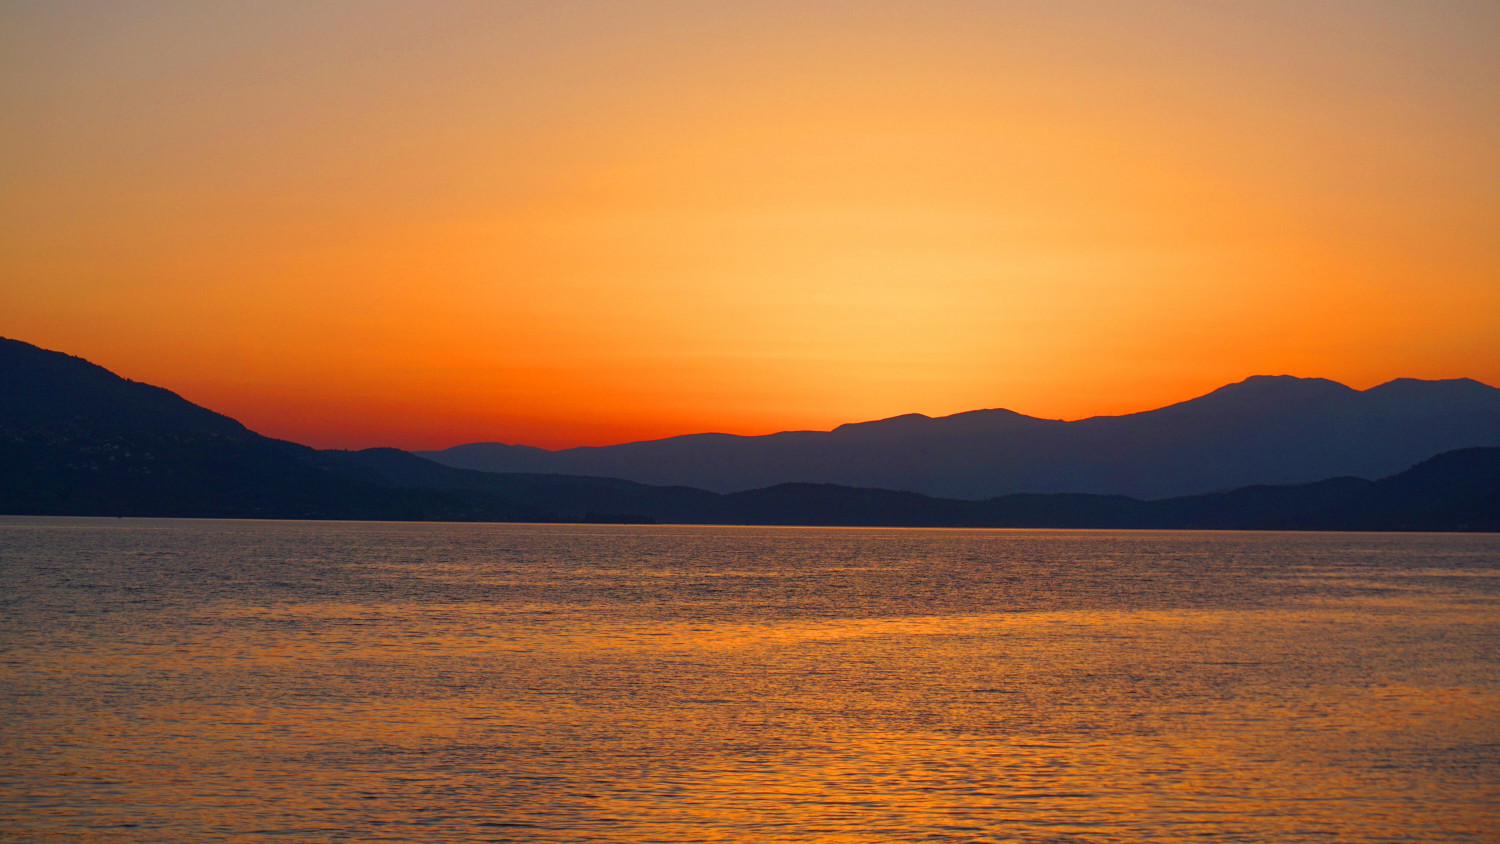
420;375;1500;499
2;336;1497;530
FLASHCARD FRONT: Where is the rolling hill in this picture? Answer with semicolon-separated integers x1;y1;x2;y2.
420;375;1500;499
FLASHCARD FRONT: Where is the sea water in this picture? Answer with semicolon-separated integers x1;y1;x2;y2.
1;519;1497;842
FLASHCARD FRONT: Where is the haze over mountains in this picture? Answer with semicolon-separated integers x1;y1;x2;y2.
3;336;1498;530
422;375;1500;499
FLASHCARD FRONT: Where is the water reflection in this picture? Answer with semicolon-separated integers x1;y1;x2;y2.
2;520;1497;841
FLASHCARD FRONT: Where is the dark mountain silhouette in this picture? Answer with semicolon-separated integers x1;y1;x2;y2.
0;338;544;521
320;446;722;523
3;336;1497;530
419;375;1500;499
330;445;1500;531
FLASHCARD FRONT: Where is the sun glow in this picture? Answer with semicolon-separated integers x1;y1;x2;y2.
3;2;1496;448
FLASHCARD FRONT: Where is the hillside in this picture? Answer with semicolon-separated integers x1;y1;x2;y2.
0;338;542;521
421;375;1500;499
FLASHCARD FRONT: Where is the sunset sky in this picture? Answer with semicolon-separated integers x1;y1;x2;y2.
3;1;1497;449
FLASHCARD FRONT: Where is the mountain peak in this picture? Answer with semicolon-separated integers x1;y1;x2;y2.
1;336;253;440
832;413;933;434
1178;375;1354;406
1366;376;1496;395
1225;374;1355;393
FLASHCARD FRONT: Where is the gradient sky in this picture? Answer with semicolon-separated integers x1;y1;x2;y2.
3;1;1497;449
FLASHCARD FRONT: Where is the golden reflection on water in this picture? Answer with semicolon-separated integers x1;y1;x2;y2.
2;522;1498;842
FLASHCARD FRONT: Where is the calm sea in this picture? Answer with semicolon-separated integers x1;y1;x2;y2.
2;519;1497;842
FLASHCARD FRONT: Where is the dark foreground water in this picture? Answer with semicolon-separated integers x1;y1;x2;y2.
1;519;1497;842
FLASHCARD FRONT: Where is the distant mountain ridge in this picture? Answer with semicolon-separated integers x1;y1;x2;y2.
420;375;1500;499
3;336;1497;531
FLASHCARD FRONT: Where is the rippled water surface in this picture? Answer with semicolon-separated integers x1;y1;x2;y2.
2;519;1498;842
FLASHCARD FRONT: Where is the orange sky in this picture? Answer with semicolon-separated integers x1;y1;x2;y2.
3;1;1497;449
